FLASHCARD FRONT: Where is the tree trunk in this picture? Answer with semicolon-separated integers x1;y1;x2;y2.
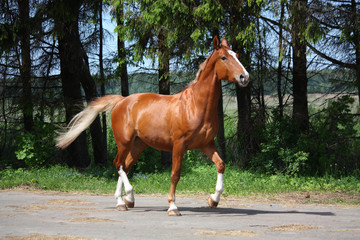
216;86;226;161
228;3;254;167
291;0;309;132
78;39;107;167
116;3;129;97
231;38;252;167
54;0;91;168
158;30;172;167
277;0;285;118
99;0;108;167
351;0;360;105
18;0;34;132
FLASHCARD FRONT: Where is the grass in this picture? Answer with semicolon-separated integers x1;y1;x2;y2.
0;164;359;205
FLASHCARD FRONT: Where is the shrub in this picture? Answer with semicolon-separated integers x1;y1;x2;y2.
252;96;360;177
15;119;58;168
251;109;307;175
303;95;360;176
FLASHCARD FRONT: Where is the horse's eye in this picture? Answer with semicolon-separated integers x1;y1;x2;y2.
221;56;227;61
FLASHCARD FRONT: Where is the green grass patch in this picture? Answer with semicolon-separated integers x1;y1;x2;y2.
1;165;359;204
0;165;116;194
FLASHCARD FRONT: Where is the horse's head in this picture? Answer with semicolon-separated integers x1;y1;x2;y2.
212;36;249;87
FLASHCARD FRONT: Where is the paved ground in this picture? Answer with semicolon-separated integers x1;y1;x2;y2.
0;190;359;239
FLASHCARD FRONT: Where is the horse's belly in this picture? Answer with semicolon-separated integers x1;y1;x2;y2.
137;131;173;151
136;118;174;152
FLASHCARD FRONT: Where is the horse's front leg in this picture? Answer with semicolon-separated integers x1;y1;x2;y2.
201;140;225;208
168;143;185;216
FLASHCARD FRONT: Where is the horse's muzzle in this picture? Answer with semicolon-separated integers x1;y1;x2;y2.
237;73;249;87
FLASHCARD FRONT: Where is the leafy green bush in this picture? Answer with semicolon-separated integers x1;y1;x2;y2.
252;96;360;177
302;95;360;176
15;119;58;168
251;109;307;175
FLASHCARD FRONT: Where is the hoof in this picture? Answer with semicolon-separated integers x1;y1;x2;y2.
208;196;219;209
116;204;128;211
168;209;182;216
124;198;135;208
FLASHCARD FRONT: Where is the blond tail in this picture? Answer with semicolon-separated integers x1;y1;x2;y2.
56;95;124;149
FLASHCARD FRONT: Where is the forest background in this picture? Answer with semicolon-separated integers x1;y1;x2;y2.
0;0;359;186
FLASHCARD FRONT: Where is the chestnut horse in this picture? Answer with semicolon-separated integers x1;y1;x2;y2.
56;36;249;216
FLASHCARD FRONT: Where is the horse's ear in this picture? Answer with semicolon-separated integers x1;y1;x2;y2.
221;38;229;48
213;36;220;50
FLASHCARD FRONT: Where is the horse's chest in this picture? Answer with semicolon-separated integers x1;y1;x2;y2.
184;120;218;148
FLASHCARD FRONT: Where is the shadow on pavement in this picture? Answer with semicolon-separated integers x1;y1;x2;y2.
108;206;335;217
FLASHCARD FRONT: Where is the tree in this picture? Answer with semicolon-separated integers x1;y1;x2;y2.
99;0;108;166
53;0;108;167
224;0;262;165
306;0;360;104
52;0;91;168
277;0;286;118
290;0;309;131
18;0;34;132
114;0;129;97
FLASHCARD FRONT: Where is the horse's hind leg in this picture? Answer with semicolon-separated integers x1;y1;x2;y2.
113;134;134;210
201;140;225;208
114;138;147;210
114;149;129;211
122;138;148;208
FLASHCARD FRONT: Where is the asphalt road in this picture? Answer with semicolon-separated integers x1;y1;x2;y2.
0;190;359;239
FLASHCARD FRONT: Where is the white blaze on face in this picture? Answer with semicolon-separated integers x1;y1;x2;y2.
227;50;249;84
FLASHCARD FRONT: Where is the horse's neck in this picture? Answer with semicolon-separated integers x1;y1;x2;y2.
190;67;221;118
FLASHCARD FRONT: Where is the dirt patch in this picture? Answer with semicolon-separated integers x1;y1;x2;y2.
46;199;95;206
7;204;112;213
327;229;360;232
0;214;13;217
68;217;124;223
270;224;322;231
198;230;258;237
4;234;96;240
221;191;360;208
267;191;360;206
69;212;89;216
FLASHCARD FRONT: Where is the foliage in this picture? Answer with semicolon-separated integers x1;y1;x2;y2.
252;109;308;175
252;96;360;177
15;119;58;168
302;96;360;176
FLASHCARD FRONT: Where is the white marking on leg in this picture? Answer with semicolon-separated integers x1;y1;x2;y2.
119;166;134;203
168;202;178;211
211;173;224;203
115;175;123;198
168;195;178;211
115;176;125;206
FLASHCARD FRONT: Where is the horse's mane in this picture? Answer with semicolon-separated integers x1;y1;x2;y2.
187;51;214;88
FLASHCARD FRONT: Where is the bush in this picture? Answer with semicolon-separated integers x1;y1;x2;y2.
302;95;360;176
252;96;360;177
15;119;58;168
251;109;307;175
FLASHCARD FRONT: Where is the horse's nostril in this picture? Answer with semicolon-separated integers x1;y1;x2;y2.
240;74;245;81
